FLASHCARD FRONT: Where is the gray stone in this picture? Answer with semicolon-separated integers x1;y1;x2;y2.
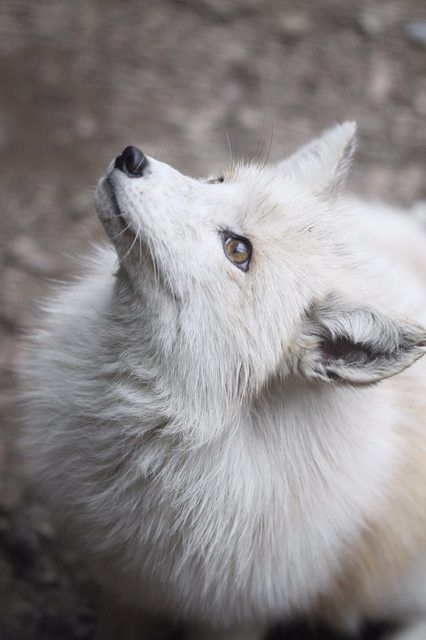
405;21;426;46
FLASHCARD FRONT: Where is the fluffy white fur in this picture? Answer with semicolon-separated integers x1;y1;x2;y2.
22;124;426;640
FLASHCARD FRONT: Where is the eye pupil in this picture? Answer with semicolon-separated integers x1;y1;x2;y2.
228;240;247;261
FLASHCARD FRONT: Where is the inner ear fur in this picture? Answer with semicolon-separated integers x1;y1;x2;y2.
296;294;426;386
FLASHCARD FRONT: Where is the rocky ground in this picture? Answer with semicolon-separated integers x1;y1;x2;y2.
0;1;425;638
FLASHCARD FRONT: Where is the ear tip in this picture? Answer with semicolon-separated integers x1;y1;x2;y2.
337;121;357;147
324;122;357;155
341;120;357;132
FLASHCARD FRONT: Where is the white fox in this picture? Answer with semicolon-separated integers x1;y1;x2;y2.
23;124;426;640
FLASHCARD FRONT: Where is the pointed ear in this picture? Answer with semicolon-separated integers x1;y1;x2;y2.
279;122;357;197
295;294;426;386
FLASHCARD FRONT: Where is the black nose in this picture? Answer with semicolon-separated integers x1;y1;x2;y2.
115;146;147;177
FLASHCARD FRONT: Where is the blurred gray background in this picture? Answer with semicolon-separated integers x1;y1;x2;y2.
0;1;425;638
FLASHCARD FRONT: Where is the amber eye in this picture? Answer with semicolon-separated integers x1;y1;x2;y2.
223;234;252;272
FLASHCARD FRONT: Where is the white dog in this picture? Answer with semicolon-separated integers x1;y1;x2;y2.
23;124;426;640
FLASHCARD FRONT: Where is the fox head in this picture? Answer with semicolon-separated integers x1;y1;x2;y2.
95;123;425;427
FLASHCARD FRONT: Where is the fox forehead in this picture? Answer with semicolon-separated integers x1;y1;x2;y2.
205;164;320;230
130;159;338;255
